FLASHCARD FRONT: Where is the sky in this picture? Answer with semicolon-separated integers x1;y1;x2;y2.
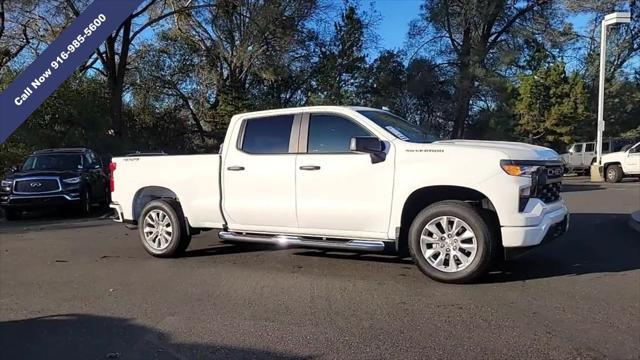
372;0;422;51
371;0;594;54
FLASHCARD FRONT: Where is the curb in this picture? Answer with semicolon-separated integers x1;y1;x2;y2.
629;211;640;233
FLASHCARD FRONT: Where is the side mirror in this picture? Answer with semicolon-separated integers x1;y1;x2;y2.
350;137;386;163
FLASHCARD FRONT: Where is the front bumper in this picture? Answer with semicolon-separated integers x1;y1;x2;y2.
0;193;81;209
501;199;569;248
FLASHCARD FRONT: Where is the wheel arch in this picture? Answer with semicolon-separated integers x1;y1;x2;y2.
603;161;621;169
396;185;499;255
132;186;181;222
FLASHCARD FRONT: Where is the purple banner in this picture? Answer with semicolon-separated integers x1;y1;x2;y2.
0;0;144;144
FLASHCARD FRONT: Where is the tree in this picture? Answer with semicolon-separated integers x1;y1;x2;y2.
515;63;589;149
1;72;111;171
410;0;563;138
405;57;453;133
173;0;318;126
0;0;36;70
365;50;406;111
64;0;212;138
309;5;369;105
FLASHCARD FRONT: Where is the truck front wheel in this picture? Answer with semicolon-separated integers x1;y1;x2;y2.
605;165;623;183
408;201;496;284
138;199;191;257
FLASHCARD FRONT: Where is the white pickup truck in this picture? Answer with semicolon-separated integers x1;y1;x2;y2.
601;141;640;182
109;106;569;283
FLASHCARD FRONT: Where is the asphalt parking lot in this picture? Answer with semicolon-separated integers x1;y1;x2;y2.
0;177;638;359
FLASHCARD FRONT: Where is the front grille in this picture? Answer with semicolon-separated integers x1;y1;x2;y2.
535;165;563;203
13;178;61;193
539;182;561;203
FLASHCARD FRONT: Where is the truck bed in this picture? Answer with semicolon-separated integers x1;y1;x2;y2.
110;154;224;229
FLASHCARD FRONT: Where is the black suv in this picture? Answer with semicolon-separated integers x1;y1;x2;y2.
1;148;109;220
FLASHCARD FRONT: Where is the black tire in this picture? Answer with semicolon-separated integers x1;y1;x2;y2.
605;164;623;183
138;199;191;258
4;208;22;221
78;189;92;215
408;200;497;284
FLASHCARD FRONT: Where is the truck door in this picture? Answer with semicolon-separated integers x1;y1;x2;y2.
583;142;595;166
623;144;640;174
294;112;394;239
222;114;300;232
571;143;583;167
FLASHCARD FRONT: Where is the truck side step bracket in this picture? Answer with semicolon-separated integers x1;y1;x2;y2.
218;231;387;252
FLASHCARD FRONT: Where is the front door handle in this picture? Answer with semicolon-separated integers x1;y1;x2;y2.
299;165;321;171
227;166;245;171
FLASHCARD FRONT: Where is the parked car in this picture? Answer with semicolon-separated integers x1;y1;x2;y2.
561;139;631;174
0;148;110;220
601;141;640;182
109;106;569;284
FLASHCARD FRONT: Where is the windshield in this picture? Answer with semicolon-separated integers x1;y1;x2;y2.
357;110;439;143
21;154;82;171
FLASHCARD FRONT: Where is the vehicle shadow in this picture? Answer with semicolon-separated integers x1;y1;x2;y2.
0;314;313;360
286;214;640;283
560;184;603;193
0;205;111;222
0;207;113;235
182;243;278;258
293;250;414;265
482;212;640;283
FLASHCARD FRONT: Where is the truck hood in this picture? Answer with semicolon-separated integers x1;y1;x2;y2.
601;151;625;162
434;140;560;161
3;170;81;181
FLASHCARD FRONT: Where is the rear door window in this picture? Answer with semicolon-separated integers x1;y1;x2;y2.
241;115;294;154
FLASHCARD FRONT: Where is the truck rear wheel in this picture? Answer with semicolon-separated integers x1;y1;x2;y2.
408;201;496;284
138;199;191;257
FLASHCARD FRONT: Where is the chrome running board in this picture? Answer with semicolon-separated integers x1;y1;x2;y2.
218;231;387;252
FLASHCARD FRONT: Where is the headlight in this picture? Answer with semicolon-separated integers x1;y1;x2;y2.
62;177;81;184
1;180;12;187
500;160;541;177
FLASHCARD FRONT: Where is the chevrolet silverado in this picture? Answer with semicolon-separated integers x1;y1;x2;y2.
109;106;569;283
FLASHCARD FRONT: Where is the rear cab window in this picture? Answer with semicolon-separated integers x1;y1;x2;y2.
240;115;295;154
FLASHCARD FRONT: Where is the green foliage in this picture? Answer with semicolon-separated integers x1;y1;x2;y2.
1;72;112;172
309;5;368;105
515;63;590;150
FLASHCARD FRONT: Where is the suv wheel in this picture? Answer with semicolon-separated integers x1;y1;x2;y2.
408;201;496;284
605;165;623;183
79;189;92;215
138;199;191;258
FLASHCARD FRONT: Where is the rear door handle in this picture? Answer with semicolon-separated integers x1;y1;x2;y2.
227;166;245;171
299;165;321;171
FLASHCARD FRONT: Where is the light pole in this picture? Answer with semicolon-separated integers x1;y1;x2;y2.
594;12;631;181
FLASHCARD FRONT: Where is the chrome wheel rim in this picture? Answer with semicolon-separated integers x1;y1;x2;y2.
420;216;477;273
607;168;615;180
143;209;173;250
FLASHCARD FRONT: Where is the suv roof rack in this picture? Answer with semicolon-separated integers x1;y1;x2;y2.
32;148;89;154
